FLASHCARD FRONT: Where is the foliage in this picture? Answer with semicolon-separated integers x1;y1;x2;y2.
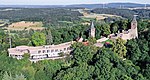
112;38;127;58
88;37;97;44
0;11;150;80
2;72;13;80
0;8;82;27
31;32;46;46
95;22;111;37
110;23;119;33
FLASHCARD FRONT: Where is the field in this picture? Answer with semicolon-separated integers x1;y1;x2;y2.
81;13;122;21
5;21;44;31
79;9;122;21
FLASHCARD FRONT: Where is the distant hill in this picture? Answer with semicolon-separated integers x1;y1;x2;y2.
68;3;150;9
0;3;150;9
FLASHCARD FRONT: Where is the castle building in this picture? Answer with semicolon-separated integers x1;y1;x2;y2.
108;15;138;40
89;21;95;38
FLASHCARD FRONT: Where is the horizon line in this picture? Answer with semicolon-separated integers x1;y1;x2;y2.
0;2;149;6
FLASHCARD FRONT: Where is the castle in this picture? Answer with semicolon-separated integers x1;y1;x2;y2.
8;15;138;62
108;15;138;40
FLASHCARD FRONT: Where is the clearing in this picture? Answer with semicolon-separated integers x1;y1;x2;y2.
5;21;44;31
78;9;122;21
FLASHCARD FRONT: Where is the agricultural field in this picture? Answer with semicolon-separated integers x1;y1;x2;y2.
81;13;122;20
79;9;122;23
4;21;44;31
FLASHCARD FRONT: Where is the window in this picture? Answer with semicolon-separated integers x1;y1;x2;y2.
38;50;41;53
47;50;50;53
67;47;70;50
55;49;58;52
64;48;66;51
51;50;54;52
43;50;46;53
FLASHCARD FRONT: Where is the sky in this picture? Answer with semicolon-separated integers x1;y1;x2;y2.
0;0;149;5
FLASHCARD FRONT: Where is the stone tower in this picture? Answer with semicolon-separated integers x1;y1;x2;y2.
89;21;95;38
131;15;138;38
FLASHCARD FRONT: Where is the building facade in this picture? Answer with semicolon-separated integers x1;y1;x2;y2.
8;41;73;62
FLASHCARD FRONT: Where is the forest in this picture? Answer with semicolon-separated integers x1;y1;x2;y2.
0;7;150;80
0;18;150;80
0;8;82;27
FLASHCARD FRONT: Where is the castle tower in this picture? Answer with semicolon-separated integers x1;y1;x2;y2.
89;21;95;38
131;15;138;38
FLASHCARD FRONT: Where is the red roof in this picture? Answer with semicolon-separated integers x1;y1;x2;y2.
82;42;89;46
105;42;110;44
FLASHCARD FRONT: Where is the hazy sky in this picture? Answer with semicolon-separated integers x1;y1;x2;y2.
0;0;149;5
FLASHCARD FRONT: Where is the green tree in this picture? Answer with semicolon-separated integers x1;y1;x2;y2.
101;23;111;36
138;20;148;32
110;23;119;33
72;45;97;65
14;74;27;80
31;32;46;46
95;22;111;37
143;64;150;79
112;38;127;58
2;72;13;80
88;37;97;44
45;29;53;45
120;19;128;30
21;66;35;80
126;39;141;63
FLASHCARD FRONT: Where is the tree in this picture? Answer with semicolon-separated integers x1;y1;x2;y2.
22;66;35;80
88;37;97;44
54;64;94;80
72;45;96;65
138;20;148;32
14;74;27;80
120;20;128;30
93;48;145;80
126;39;141;63
2;72;13;80
101;23;111;36
0;29;6;44
31;32;46;46
45;29;53;45
112;38;127;58
110;23;119;33
34;69;48;80
143;64;150;79
2;72;27;80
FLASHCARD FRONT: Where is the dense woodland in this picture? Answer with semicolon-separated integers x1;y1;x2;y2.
0;8;82;27
0;8;150;80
